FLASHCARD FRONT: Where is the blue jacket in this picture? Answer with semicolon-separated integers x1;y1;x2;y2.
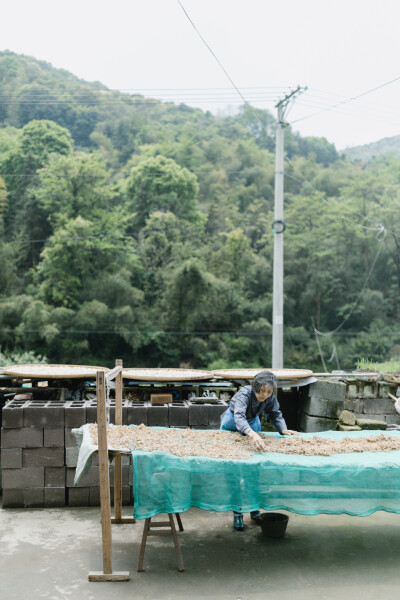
229;385;287;435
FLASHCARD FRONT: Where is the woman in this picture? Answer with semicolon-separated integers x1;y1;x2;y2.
220;370;299;531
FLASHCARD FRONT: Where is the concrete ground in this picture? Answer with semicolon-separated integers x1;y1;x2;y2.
1;505;399;600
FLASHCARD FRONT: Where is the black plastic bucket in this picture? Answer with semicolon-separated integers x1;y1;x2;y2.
260;513;289;538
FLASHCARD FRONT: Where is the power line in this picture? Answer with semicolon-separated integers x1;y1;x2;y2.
290;74;400;125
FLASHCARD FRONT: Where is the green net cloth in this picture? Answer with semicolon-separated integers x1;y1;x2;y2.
132;430;400;519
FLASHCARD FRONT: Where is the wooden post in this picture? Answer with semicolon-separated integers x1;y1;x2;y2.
111;359;135;525
88;370;129;582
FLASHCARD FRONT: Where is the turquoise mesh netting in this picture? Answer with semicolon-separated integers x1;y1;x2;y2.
132;430;400;519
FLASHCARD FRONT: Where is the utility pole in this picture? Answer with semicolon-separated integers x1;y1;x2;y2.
272;86;306;368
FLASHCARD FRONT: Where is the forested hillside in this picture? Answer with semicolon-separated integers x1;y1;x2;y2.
0;50;399;370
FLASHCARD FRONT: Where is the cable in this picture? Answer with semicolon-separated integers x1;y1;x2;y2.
290;74;400;125
176;0;276;130
314;241;385;337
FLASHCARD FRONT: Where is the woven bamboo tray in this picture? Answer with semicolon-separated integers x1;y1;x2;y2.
3;364;109;379
211;368;313;380
122;368;214;381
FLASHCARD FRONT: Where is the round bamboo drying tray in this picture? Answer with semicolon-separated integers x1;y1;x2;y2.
211;368;313;380
3;364;109;379
122;368;214;381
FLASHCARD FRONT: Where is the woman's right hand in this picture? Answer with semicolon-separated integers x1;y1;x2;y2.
247;430;265;451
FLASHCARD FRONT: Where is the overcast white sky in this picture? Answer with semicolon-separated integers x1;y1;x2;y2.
3;0;400;149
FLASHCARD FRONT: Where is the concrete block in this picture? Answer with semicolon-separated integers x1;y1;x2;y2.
23;447;64;468
302;396;344;420
188;402;209;426
2;489;24;508
308;380;346;401
356;418;387;430
208;402;228;427
67;466;99;487
299;413;337;433
44;428;65;447
44;487;66;507
2;467;44;488
85;401;98;423
2;401;25;428
363;398;396;415
1;428;23;448
24;488;44;508
147;403;169;427
65;427;77;448
65;446;79;467
344;398;362;413
337;423;361;431
109;465;130;486
168;402;189;427
1;448;22;469
68;487;90;507
90;486;131;507
22;427;44;448
23;401;64;427
387;415;400;425
127;403;148;426
65;402;86;428
45;467;66;487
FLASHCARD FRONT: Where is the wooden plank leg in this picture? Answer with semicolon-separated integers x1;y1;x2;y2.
168;514;184;572
137;518;151;572
88;371;129;582
175;513;184;532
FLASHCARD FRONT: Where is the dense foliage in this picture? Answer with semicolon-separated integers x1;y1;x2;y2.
0;50;399;370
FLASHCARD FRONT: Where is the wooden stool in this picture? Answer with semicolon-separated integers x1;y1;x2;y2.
137;513;184;572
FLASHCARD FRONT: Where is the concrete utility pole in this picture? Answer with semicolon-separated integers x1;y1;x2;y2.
272;86;306;368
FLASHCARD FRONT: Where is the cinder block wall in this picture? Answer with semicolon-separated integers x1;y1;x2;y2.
1;391;229;508
299;379;400;432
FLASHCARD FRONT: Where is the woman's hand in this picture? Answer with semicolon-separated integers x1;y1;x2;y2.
281;429;300;436
247;429;266;451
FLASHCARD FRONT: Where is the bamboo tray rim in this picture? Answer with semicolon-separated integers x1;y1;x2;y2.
211;368;314;380
122;368;214;381
3;364;109;378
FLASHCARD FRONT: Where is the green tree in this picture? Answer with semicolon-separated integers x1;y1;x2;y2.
127;155;200;227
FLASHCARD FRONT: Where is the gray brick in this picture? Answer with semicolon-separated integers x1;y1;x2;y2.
208;402;228;427
147;403;169;426
109;465;130;486
188;402;209;426
65;446;79;467
85;401;98;423
356;418;387;430
299;413;337;433
1;428;22;448
24;488;44;508
90;485;131;507
1;448;22;469
168;402;189;427
22;427;44;448
23;447;64;468
363;398;396;415
44;428;65;447
24;401;64;427
68;487;90;506
67;466;99;487
2;467;44;488
302;397;344;419
45;466;66;487
65;427;78;448
2;402;25;428
308;380;346;401
44;487;66;507
2;488;24;508
127;403;148;426
344;398;362;413
65;401;86;428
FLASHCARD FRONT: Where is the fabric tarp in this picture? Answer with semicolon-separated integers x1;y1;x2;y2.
131;429;400;519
